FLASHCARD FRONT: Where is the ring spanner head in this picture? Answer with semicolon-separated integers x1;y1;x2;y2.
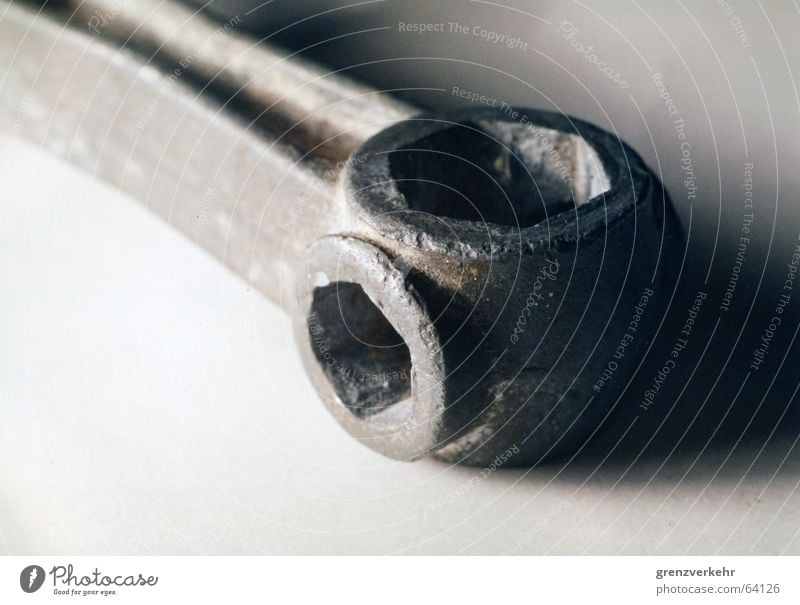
295;108;681;466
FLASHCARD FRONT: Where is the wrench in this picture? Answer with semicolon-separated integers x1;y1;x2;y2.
0;0;683;465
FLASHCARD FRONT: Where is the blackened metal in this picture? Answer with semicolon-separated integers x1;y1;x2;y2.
296;110;682;465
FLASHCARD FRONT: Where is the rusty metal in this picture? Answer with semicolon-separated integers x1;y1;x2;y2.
0;0;682;465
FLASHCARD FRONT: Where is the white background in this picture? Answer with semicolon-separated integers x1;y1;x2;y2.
0;556;796;603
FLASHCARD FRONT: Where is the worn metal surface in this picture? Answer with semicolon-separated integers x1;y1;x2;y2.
70;0;414;161
0;0;682;465
297;111;681;464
